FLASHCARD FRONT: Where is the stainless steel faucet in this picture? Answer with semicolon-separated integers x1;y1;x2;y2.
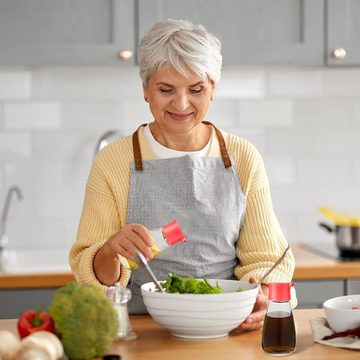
0;185;23;249
94;130;120;157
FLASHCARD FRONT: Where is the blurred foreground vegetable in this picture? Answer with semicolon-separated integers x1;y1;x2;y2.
162;274;223;294
0;330;63;360
49;282;119;360
17;310;55;339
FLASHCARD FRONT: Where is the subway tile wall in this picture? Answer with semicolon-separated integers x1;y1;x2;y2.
0;66;359;252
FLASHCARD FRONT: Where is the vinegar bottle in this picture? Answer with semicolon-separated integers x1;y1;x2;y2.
262;283;296;356
126;219;186;269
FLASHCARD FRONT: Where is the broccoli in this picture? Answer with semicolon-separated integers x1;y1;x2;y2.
49;282;119;360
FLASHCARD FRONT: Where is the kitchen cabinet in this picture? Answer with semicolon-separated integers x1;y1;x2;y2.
326;0;360;65
294;280;344;309
0;288;58;318
1;0;360;67
138;0;324;66
0;0;135;66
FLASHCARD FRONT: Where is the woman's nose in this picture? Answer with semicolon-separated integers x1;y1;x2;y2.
172;93;190;111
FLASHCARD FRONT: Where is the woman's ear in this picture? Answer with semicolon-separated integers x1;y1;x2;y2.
143;83;149;102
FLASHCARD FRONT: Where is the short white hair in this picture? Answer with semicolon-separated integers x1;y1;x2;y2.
138;19;222;86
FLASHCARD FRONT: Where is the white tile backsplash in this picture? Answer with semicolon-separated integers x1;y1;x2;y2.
0;71;31;99
62;102;119;129
1;66;360;248
32;67;142;100
117;99;152;132
296;156;353;185
239;99;293;127
355;159;360;184
4;102;61;129
267;129;320;156
5;161;63;191
293;99;354;128
353;101;360;127
0;103;3;129
0;133;32;160
216;68;265;98
204;99;240;127
264;156;294;185
268;68;323;97
322;69;360;97
320;129;360;154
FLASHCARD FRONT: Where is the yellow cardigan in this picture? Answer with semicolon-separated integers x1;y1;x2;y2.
70;126;295;288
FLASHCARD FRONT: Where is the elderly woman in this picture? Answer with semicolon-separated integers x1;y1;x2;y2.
70;19;295;330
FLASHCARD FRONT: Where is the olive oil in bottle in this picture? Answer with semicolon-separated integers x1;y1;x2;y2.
262;283;296;356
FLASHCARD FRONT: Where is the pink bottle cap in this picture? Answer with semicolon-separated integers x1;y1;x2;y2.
161;220;186;246
268;283;293;301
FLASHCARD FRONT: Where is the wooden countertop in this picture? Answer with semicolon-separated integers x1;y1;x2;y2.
0;243;359;289
0;272;75;289
0;309;359;359
293;243;360;280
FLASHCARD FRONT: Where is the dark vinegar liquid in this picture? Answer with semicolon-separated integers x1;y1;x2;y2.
262;311;296;356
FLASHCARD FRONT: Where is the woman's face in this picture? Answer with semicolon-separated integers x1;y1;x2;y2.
143;64;214;134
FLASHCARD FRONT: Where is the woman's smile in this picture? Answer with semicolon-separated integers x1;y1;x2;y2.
166;111;194;121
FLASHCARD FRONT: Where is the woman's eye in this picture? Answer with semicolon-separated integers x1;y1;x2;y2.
159;88;173;93
190;88;203;94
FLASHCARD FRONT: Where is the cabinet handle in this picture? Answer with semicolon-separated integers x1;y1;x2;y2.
118;50;133;61
331;48;346;60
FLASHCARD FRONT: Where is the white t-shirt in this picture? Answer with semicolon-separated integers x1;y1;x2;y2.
143;124;211;159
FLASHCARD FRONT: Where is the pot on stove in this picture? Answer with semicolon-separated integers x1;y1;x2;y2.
319;222;360;257
319;207;360;257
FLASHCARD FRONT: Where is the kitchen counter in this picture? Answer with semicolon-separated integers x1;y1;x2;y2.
293;243;360;280
0;272;75;289
0;309;358;359
0;243;359;289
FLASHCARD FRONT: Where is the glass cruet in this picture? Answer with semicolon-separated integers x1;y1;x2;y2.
106;282;137;341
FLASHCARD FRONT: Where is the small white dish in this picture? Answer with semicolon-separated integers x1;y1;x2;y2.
323;294;360;332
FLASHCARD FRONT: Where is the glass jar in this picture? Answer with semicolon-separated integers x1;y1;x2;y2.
262;283;296;356
106;282;137;341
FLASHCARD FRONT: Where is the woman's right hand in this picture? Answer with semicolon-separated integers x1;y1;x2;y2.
94;224;154;286
103;223;154;261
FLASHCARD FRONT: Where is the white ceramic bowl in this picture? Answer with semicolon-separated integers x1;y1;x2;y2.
323;294;360;332
141;279;259;339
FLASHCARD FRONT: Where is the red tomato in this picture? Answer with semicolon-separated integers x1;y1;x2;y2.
17;310;55;339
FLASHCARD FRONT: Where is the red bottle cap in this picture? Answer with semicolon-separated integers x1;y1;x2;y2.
268;283;293;301
161;220;186;246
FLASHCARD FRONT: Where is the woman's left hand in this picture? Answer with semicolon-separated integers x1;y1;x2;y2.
238;277;268;331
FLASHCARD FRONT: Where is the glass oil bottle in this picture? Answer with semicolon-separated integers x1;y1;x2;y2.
262;283;296;356
126;219;186;269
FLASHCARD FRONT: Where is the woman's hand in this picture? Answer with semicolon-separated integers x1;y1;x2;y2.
104;223;154;261
94;223;154;286
238;277;268;331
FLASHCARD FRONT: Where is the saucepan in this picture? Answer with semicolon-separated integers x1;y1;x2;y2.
319;207;360;256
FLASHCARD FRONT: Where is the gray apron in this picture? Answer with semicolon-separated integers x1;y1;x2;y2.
127;122;245;314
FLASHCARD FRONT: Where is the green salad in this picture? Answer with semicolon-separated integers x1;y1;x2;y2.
161;274;223;294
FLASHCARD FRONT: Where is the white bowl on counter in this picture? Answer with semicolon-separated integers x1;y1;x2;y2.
141;279;259;339
323;294;360;332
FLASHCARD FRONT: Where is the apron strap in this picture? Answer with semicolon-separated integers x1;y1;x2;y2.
202;121;232;168
132;123;148;171
132;122;232;171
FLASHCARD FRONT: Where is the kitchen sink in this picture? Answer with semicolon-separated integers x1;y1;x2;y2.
0;247;71;273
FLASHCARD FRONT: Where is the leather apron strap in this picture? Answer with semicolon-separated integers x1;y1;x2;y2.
132;121;232;171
